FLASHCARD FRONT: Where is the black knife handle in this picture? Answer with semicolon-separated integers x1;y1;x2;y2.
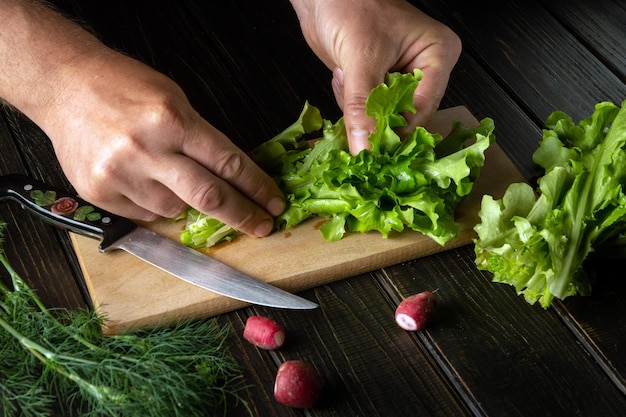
0;174;137;251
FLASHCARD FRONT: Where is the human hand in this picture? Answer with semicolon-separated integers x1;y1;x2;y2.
1;1;284;237
39;50;285;237
289;0;462;154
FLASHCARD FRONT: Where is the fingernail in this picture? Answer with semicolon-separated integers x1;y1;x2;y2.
349;129;370;154
254;219;274;237
266;196;285;217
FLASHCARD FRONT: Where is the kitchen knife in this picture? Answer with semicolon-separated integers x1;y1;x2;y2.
0;174;317;310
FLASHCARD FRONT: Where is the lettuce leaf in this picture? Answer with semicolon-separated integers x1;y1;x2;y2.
474;100;626;308
182;70;494;249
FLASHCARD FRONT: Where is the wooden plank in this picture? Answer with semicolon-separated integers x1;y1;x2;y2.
539;0;626;80
71;106;526;333
416;0;626;123
233;278;474;417
557;258;626;392
379;245;626;416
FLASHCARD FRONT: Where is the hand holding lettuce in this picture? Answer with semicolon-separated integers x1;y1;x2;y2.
474;100;626;308
181;70;494;249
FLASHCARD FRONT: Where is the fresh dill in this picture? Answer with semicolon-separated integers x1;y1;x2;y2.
0;221;249;417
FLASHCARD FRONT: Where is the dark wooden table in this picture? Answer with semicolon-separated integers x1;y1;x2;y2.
1;1;625;416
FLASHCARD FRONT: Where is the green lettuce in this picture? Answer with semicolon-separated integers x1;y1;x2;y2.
474;100;626;308
182;70;494;249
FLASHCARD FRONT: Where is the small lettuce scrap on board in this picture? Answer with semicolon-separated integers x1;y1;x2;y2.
181;70;494;250
474;100;626;308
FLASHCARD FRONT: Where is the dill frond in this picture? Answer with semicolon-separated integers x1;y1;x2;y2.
0;221;249;417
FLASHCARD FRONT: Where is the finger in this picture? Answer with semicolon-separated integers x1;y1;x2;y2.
156;124;285;236
180;121;285;215
149;153;277;237
119;180;189;220
335;66;381;155
399;33;461;135
403;64;456;133
78;169;188;222
88;157;276;238
99;195;162;223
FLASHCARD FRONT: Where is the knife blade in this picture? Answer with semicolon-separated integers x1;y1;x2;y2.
0;174;317;310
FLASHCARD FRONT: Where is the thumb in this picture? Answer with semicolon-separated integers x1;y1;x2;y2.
333;67;381;155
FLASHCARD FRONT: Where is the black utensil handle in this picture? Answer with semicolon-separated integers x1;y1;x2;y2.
0;174;137;251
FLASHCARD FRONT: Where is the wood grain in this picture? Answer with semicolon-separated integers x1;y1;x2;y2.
70;106;525;333
379;246;626;416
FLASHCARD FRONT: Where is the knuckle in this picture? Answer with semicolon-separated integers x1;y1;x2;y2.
186;179;260;233
211;149;247;180
78;161;121;205
86;147;131;200
343;96;369;118
189;179;226;213
140;94;186;133
87;98;187;188
432;26;462;61
442;29;462;60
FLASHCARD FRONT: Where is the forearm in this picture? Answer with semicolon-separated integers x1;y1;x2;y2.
0;0;106;124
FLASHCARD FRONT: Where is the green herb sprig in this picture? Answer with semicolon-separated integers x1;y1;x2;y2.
0;221;248;417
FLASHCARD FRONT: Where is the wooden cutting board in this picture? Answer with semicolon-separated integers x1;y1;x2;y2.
71;106;526;334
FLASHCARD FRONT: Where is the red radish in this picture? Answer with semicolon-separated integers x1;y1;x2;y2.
243;316;285;350
394;291;437;331
274;360;324;408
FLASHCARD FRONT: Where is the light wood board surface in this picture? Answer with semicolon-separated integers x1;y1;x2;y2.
70;106;526;334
